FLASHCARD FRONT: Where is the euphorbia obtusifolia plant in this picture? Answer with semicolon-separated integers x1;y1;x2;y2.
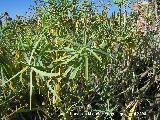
0;0;159;119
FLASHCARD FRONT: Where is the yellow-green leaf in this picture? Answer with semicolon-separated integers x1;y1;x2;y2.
31;67;60;77
69;67;79;79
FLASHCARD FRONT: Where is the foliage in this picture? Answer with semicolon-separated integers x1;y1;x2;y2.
0;0;160;119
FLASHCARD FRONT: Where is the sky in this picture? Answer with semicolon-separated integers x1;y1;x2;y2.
0;0;131;19
0;0;35;19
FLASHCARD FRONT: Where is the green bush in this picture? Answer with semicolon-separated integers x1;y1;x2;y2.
0;0;159;119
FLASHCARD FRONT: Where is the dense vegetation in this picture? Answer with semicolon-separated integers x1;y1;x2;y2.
0;0;160;119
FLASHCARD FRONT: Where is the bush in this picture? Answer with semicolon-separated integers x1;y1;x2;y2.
0;0;159;119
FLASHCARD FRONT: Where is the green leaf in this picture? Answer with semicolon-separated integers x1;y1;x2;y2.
61;47;84;64
84;55;89;81
99;41;107;49
62;66;72;77
46;82;61;100
87;48;102;63
30;69;33;110
28;36;42;65
19;71;24;87
53;55;71;62
42;14;46;27
0;56;13;79
39;43;50;56
20;38;29;63
62;47;75;52
1;67;28;86
93;49;113;59
61;54;79;64
31;67;60;77
0;67;5;86
69;66;79;79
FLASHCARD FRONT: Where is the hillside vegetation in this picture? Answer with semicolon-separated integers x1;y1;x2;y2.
0;0;160;119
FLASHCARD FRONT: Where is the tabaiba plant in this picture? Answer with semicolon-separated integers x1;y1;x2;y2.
0;0;159;119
